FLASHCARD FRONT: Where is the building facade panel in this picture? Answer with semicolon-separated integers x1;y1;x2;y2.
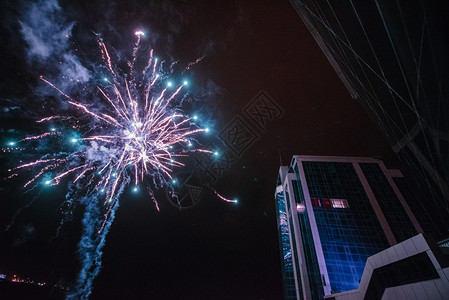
359;163;417;242
276;189;299;299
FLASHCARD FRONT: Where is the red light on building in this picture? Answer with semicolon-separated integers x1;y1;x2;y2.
322;199;332;209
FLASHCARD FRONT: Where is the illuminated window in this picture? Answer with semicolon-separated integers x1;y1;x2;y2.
311;198;321;207
296;203;305;213
331;199;349;208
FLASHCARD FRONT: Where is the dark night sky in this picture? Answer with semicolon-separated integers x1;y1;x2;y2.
0;1;398;299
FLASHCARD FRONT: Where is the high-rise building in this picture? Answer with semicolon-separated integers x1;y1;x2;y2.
289;0;449;239
275;155;422;299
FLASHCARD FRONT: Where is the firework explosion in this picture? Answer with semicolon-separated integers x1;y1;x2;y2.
6;31;236;298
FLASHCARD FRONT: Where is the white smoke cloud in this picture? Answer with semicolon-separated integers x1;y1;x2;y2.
19;0;90;84
62;53;91;83
19;0;72;60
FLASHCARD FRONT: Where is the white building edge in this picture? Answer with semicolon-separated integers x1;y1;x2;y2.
325;233;449;300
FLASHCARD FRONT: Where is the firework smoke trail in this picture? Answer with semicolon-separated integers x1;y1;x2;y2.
6;30;236;298
67;192;121;299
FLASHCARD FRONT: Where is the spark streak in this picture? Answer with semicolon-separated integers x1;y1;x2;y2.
19;132;58;142
36;116;65;123
214;190;238;203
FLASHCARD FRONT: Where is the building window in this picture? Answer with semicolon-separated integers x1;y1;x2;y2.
296;203;305;213
331;199;349;208
311;198;321;207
